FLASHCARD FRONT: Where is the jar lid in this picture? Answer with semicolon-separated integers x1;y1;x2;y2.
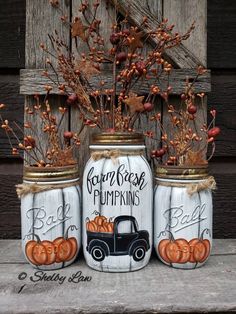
155;165;209;180
91;132;144;145
23;165;79;182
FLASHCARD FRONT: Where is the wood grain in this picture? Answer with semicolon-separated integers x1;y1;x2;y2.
0;0;25;68
208;0;236;69
0;240;236;313
20;68;211;95
208;71;236;156
24;0;71;164
0;75;24;157
163;0;207;66
110;0;203;68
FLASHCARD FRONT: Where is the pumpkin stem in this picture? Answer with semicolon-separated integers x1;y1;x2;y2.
200;228;211;240
157;230;175;241
23;233;41;242
92;210;100;216
64;224;79;239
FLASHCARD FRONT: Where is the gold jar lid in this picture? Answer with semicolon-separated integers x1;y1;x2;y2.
156;165;209;180
91;132;144;145
23;164;79;182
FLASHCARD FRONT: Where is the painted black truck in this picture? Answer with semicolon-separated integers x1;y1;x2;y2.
86;215;150;262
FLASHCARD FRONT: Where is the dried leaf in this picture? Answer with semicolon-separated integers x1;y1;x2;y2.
125;28;144;52
124;93;145;114
71;17;88;41
184;150;208;166
77;59;100;78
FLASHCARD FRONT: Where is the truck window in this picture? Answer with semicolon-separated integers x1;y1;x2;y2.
117;221;136;234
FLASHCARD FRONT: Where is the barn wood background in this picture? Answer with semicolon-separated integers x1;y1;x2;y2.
0;0;235;238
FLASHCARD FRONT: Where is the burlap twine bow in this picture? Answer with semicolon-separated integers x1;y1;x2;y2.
91;149;143;164
156;175;216;196
16;180;80;198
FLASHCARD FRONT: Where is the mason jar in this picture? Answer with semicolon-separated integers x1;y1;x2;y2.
83;132;153;272
20;165;81;270
154;166;213;269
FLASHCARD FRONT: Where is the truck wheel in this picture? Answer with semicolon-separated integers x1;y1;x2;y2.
133;246;146;262
91;246;106;262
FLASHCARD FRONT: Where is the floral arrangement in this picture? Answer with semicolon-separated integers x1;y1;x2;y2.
42;0;194;132
0;97;81;167
0;0;220;167
149;69;220;166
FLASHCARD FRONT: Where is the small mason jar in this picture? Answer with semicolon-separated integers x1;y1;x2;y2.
83;132;153;272
154;165;213;269
20;165;81;270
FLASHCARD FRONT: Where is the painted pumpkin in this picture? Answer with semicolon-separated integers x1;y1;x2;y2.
189;238;211;263
158;237;211;264
86;215;114;233
25;235;78;266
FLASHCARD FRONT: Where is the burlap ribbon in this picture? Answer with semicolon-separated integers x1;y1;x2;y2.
91;149;143;163
156;176;216;196
16;180;80;198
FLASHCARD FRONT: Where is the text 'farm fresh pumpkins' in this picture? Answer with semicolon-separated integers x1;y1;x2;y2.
158;237;211;264
25;236;78;266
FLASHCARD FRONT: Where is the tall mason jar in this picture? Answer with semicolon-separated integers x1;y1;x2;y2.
83;133;153;272
20;165;81;270
154;166;213;269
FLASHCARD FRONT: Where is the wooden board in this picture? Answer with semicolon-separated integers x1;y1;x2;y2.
208;71;236;156
24;0;71;164
0;75;24;157
20;69;211;95
163;0;207;67
0;0;25;68
0;239;236;313
110;0;203;68
208;0;236;69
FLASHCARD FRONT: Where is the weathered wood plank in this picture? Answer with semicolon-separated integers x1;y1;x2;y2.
0;240;236;314
24;0;71;164
163;0;207;66
109;0;203;68
208;0;236;69
0;0;25;68
208;71;236;156
20;68;211;95
0;163;22;239
0;75;24;157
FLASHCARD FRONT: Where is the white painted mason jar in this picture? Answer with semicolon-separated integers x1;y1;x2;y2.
154;166;213;269
20;165;81;270
83;133;153;272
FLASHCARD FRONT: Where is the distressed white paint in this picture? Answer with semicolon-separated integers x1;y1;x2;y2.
154;177;212;269
83;145;153;272
21;178;81;270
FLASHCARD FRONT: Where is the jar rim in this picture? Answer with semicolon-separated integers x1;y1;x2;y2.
91;132;144;145
23;164;79;182
155;165;209;180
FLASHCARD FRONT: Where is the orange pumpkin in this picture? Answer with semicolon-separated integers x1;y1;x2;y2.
25;235;78;266
158;239;171;263
175;239;191;263
86;220;98;232
53;237;72;262
94;215;107;226
41;240;56;265
189;238;211;263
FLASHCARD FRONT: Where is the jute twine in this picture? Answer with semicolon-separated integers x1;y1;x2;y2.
91;149;143;164
16;180;80;199
156;176;216;196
